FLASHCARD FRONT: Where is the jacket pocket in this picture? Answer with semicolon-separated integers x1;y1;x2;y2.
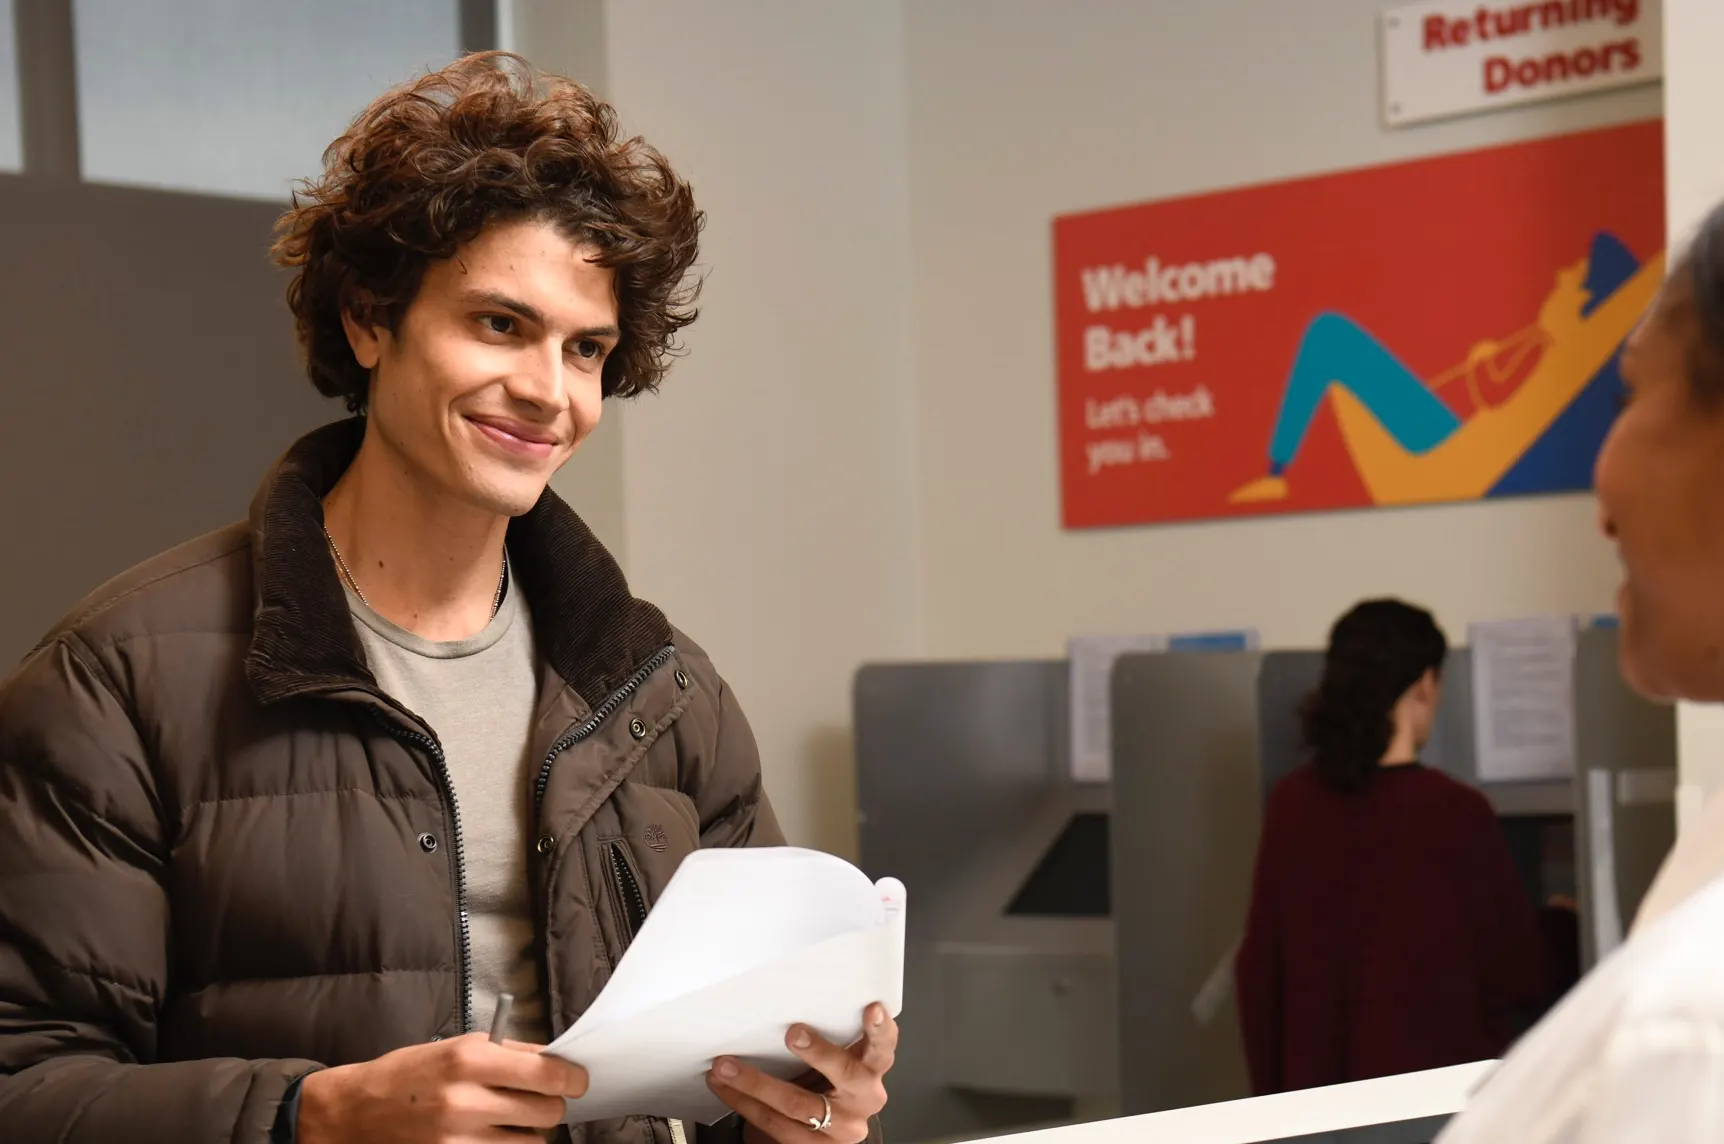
606;839;650;943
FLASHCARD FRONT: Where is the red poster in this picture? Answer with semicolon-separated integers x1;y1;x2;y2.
1053;121;1665;529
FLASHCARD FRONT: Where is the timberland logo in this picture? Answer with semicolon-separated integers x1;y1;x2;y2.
643;824;669;853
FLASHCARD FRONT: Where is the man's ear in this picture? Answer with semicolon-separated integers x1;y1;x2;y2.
340;295;386;371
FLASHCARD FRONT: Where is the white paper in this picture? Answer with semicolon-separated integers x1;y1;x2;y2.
545;847;906;1125
1189;936;1241;1027
1068;630;1259;782
1068;634;1168;782
1469;616;1578;783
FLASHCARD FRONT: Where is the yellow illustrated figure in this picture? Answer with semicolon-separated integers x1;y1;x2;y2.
1231;233;1663;507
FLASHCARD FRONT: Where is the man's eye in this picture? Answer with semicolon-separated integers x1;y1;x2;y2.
481;315;515;336
572;339;604;360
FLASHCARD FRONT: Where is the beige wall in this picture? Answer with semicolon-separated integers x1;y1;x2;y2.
503;0;629;562
512;0;1671;851
514;0;921;856
904;0;1659;659
1665;0;1724;823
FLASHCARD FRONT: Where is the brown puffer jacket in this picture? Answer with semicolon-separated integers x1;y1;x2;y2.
0;419;784;1143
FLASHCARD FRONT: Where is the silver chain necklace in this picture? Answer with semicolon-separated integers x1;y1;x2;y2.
323;527;508;620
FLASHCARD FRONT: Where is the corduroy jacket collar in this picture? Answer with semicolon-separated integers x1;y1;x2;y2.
241;418;672;707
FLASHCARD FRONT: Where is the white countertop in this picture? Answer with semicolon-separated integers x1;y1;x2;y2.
980;1061;1495;1144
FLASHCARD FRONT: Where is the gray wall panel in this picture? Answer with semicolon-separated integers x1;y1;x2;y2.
0;174;332;665
1112;651;1262;1116
854;660;1076;1142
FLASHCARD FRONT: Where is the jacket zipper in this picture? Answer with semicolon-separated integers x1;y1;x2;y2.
524;647;678;1144
608;838;674;1144
607;840;650;939
373;713;476;1034
533;645;678;818
334;643;674;1039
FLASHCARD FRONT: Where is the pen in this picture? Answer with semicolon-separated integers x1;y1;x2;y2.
489;992;514;1045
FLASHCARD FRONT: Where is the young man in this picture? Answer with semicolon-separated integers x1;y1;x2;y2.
0;54;895;1144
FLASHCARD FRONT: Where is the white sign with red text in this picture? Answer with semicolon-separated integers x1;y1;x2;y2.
1381;0;1661;127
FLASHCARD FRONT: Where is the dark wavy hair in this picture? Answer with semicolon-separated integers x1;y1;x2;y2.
1300;599;1448;793
1681;195;1724;403
271;52;704;412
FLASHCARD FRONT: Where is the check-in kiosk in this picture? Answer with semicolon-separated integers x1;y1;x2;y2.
855;630;1674;1142
1109;627;1675;1122
854;660;1118;1144
1108;651;1265;1118
1256;648;1579;927
1254;626;1674;965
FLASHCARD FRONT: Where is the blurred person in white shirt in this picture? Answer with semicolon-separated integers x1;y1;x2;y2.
1439;198;1724;1142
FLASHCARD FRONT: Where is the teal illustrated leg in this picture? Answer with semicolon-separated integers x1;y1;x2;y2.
1264;312;1463;475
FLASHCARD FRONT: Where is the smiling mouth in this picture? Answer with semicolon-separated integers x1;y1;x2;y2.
466;415;558;458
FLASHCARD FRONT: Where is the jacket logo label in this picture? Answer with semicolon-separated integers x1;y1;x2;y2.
643;824;669;853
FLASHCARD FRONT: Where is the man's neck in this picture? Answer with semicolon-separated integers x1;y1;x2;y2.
322;434;511;642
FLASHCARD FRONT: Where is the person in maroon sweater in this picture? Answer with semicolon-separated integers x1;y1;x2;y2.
1235;599;1563;1095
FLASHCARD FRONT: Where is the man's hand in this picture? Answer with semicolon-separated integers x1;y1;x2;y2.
296;1033;588;1143
707;1003;898;1144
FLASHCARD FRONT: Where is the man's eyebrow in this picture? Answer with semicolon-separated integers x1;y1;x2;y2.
461;288;546;327
459;289;619;339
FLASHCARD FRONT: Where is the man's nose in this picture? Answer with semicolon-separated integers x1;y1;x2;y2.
512;342;570;409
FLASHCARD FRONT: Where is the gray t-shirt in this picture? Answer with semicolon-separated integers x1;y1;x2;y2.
345;572;550;1044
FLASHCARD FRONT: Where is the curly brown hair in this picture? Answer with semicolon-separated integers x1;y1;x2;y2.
272;52;703;412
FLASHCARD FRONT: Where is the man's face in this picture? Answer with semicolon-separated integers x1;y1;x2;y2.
344;217;617;518
1595;277;1724;701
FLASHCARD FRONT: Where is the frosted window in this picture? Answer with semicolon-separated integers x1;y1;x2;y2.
74;0;459;200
